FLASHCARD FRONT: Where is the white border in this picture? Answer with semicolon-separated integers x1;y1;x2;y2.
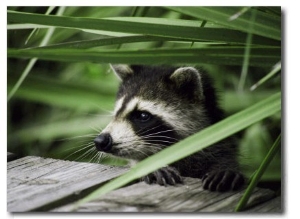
3;2;299;219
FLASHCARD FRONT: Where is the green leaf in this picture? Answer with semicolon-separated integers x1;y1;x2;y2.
74;92;281;209
7;46;280;67
28;35;196;49
235;133;281;211
250;61;281;91
167;7;281;41
7;10;279;46
9;116;111;143
238;8;256;92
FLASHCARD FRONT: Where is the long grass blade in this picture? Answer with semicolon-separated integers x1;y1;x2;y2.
250;61;281;91
7;46;281;67
235;134;281;211
238;9;256;92
7;24;49;29
29;35;195;50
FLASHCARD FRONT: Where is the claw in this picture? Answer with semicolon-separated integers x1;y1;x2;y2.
142;166;183;186
202;170;244;192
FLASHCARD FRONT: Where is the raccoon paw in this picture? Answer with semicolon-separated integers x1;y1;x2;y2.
202;170;244;192
142;166;183;186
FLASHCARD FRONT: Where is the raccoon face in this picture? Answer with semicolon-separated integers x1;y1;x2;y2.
94;65;210;161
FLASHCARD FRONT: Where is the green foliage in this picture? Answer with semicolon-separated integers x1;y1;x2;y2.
235;133;281;211
7;6;281;207
167;7;281;40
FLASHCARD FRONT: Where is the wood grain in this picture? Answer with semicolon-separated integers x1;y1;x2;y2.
53;177;280;212
7;156;281;212
7;156;128;212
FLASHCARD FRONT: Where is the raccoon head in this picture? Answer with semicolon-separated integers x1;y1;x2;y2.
94;65;210;161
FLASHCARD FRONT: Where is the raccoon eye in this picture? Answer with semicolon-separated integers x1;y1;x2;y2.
133;111;152;122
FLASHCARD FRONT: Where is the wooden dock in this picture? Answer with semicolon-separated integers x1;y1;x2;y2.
7;154;282;213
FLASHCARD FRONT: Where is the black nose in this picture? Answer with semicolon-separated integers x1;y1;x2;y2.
94;133;112;152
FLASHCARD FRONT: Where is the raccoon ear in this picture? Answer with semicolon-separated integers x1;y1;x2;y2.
110;64;134;81
170;67;204;99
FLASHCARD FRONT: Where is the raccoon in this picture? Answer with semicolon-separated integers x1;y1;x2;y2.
94;65;245;192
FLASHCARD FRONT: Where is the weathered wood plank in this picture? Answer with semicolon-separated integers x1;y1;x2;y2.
53;177;280;213
199;187;276;212
7;156;129;212
245;196;282;212
8;156;281;212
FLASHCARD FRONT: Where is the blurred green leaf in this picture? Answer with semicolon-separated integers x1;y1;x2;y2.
222;90;279;113
9;115;111;144
239;123;281;180
8;74;117;111
235;133;281;212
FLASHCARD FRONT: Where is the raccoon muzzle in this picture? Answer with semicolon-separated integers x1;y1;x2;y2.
94;133;113;152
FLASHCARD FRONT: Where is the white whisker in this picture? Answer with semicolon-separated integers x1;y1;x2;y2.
136;124;164;136
73;147;95;161
56;133;97;142
89;125;103;133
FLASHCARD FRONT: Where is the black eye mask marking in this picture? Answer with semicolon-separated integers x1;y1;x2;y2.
132;111;152;123
128;109;180;147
